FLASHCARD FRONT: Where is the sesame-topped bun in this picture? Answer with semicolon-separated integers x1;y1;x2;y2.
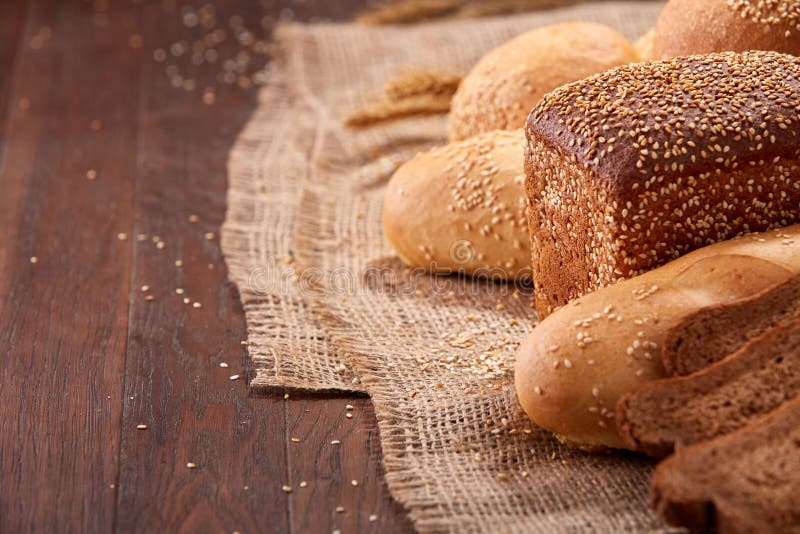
515;224;800;451
382;130;531;280
447;22;638;142
654;0;800;58
525;50;800;318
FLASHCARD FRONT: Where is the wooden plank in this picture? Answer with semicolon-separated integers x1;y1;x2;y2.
0;0;140;531
285;397;415;533
114;2;291;532
0;0;26;158
267;2;414;532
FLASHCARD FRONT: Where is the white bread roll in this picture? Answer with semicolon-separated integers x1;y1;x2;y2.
515;224;800;451
382;130;530;280
447;22;638;142
653;0;800;59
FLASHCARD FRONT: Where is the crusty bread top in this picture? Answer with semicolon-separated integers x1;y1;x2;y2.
526;51;800;257
527;51;800;187
448;22;637;142
654;0;800;59
726;0;800;28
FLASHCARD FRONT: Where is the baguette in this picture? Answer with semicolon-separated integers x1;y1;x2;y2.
514;224;800;451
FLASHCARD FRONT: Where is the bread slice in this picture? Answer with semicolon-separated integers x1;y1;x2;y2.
617;319;800;458
650;395;800;533
663;272;800;376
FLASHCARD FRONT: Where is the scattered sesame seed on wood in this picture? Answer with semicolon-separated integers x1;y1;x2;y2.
136;424;147;430
186;462;197;469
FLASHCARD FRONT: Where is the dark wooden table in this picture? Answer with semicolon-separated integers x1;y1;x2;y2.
0;1;414;532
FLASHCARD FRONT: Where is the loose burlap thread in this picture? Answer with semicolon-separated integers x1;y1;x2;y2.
222;3;671;531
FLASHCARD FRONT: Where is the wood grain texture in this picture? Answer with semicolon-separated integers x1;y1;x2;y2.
0;0;414;532
114;1;289;532
285;396;415;533
0;0;26;159
0;0;139;531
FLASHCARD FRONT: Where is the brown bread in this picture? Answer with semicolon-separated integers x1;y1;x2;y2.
525;51;800;319
617;319;800;458
653;0;800;60
663;271;800;376
514;224;800;451
650;395;800;533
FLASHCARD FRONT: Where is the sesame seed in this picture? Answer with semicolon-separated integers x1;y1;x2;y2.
187;462;197;469
136;424;147;430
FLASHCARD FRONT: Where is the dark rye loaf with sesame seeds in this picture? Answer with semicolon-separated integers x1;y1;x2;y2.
616;319;800;458
650;394;800;533
525;50;800;318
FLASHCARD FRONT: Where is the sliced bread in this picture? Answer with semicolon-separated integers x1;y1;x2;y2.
663;272;800;376
650;395;800;533
616;319;800;458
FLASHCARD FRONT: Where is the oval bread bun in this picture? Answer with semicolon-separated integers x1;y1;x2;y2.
382;130;530;280
447;22;638;142
634;28;656;61
515;225;800;451
653;0;800;58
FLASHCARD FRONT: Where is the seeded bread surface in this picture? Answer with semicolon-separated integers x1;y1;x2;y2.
654;0;800;59
525;50;800;318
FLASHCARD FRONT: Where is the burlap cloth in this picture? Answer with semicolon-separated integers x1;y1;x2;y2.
222;2;673;531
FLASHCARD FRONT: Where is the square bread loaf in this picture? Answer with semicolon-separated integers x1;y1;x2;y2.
525;50;800;318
